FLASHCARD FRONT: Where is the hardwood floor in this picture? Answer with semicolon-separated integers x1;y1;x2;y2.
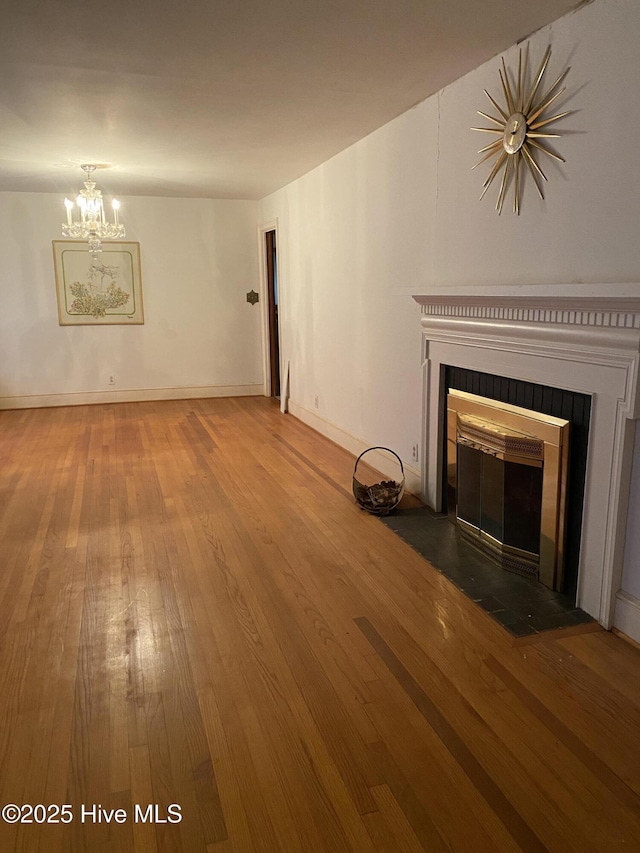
0;396;639;852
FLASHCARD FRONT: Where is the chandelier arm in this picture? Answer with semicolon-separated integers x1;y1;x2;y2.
62;165;125;254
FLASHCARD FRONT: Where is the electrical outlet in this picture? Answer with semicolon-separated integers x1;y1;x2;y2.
411;443;419;462
314;396;319;409
109;375;115;385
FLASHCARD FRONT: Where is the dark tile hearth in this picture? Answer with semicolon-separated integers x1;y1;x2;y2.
379;507;595;638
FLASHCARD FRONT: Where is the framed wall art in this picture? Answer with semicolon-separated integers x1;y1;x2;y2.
52;240;144;325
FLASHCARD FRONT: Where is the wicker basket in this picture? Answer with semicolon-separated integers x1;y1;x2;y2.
352;447;405;515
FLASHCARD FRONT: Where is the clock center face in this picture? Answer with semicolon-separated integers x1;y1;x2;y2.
503;112;527;154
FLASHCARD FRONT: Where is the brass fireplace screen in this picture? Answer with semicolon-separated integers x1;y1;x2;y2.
447;390;570;590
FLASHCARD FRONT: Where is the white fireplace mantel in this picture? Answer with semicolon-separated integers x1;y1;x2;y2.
413;293;640;628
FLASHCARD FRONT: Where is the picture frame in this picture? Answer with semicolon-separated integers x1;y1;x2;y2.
52;240;144;325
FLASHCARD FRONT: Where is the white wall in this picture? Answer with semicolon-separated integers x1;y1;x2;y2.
261;99;439;479
260;0;640;634
0;193;263;406
431;1;640;291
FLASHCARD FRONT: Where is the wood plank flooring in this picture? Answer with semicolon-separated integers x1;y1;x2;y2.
0;396;639;852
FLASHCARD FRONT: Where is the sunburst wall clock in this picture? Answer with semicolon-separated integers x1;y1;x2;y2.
471;44;570;214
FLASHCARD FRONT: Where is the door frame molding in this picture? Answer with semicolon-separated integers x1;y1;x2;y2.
257;218;280;397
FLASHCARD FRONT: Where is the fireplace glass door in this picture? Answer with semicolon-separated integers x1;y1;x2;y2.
447;391;569;590
456;444;543;569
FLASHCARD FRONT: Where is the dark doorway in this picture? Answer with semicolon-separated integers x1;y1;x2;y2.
265;230;280;398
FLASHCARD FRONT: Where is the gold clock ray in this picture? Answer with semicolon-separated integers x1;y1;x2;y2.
471;45;570;214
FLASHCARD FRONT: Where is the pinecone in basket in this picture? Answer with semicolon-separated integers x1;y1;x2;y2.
367;480;400;506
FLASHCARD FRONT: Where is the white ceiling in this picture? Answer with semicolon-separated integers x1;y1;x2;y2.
1;0;581;200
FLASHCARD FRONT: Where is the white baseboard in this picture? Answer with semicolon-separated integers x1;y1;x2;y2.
0;383;264;410
287;399;421;496
613;590;640;645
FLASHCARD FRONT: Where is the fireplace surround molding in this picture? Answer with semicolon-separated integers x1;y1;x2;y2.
412;292;640;630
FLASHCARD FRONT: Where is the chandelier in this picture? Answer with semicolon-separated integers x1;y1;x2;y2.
62;164;125;257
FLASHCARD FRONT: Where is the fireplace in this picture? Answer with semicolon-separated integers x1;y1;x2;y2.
446;389;570;590
413;292;640;628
